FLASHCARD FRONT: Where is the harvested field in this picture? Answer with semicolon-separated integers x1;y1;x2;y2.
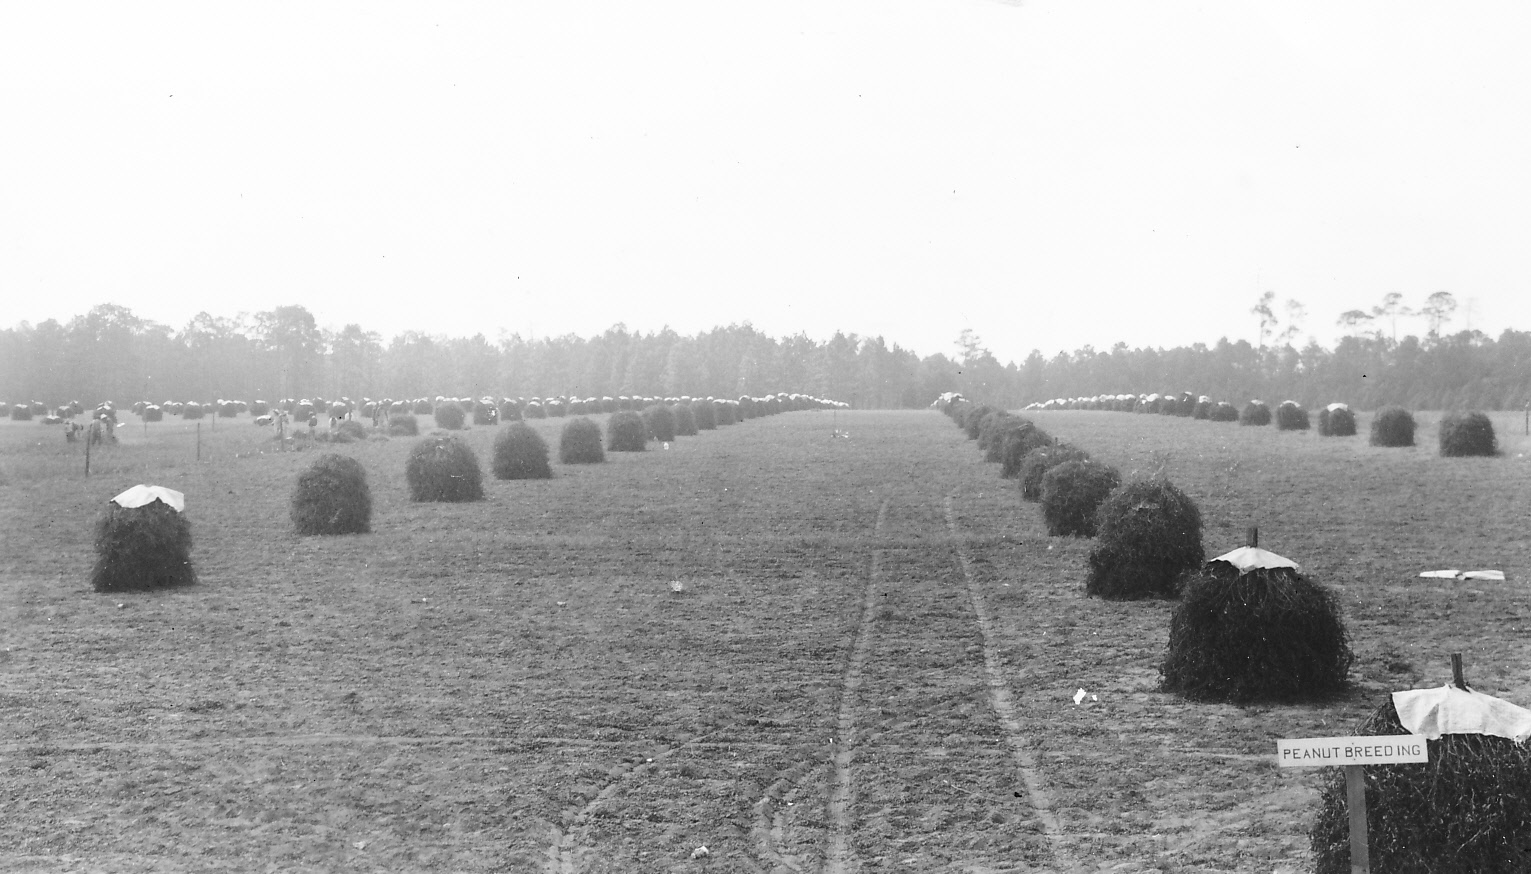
2;409;1531;872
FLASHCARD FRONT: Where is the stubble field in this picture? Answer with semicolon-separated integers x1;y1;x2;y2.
2;407;1529;872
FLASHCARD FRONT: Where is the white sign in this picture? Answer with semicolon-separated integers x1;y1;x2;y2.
1276;736;1429;768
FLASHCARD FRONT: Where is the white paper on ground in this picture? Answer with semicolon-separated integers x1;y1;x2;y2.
110;485;185;512
1393;684;1531;742
1420;569;1505;581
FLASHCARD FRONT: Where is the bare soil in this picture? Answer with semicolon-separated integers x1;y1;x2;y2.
1;408;1529;872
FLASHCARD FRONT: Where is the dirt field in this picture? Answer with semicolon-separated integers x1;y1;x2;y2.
2;408;1529;872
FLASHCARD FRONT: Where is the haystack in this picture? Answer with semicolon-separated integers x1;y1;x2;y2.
643;404;677;442
406;435;484;501
1310;667;1531;873
1439;411;1497;457
92;486;196;592
983;416;1029;463
672;403;698;436
979;413;1022;461
1160;544;1350;703
1000;425;1052;479
946;399;972;425
335;420;368;443
1239;400;1271;426
433;401;466;430
1370;406;1415;447
492;422;553;480
1085;479;1203;599
963;404;997;440
1317;403;1356;437
291;454;371;535
1040;459;1121;537
1275;401;1310;431
559;417;605;464
607;410;648;451
1018;443;1089;501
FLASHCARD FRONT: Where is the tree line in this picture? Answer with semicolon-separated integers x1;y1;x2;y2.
0;304;976;409
1015;329;1531;411
1018;291;1531;410
3;293;1527;412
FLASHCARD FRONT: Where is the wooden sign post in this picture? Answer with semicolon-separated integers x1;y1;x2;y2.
1278;734;1428;873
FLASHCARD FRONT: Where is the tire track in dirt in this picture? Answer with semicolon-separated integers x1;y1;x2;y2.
944;496;1072;870
749;759;818;873
822;497;888;874
544;498;892;872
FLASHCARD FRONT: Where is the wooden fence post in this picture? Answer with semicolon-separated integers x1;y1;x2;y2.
1345;765;1369;873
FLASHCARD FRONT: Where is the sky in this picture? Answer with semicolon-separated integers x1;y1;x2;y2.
4;1;1530;366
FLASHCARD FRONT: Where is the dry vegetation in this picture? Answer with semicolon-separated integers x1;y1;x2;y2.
2;408;1530;872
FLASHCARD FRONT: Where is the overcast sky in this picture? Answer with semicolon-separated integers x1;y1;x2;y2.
4;1;1529;365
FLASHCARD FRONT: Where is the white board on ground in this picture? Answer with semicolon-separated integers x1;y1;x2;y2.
1276;736;1428;768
